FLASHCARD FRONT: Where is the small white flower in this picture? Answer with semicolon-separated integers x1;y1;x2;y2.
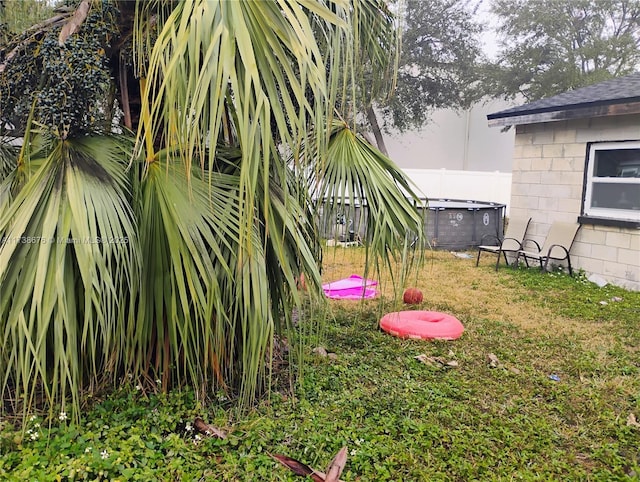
33;423;40;428
194;434;202;442
350;449;357;456
101;450;109;459
30;432;39;440
135;384;141;391
185;423;193;432
85;447;92;453
26;428;33;434
29;415;36;422
58;411;67;421
155;379;161;385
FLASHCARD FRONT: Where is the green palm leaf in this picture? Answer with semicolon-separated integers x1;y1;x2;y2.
217;148;323;402
133;159;237;389
0;134;139;418
309;121;425;286
139;0;331;170
0;139;16;181
131;0;417;403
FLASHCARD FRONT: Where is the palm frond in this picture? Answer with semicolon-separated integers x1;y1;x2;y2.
0;134;139;418
308;0;400;126
197;145;322;404
130;0;345;404
125;0;413;406
138;0;333;172
308;121;424;287
0;139;16;178
133;158;240;391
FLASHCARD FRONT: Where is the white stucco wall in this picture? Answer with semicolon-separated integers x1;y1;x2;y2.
510;114;640;291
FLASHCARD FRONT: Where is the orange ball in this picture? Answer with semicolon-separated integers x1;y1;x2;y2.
403;288;423;304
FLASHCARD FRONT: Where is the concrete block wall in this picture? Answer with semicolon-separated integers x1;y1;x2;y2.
511;114;640;291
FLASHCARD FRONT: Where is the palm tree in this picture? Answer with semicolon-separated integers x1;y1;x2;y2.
0;0;423;419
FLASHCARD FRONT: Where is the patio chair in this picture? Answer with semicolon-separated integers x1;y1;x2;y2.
476;217;531;270
516;221;581;276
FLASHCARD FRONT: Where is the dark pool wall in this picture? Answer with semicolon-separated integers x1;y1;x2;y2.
422;200;505;250
319;199;506;250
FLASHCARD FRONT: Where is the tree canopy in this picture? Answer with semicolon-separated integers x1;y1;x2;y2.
381;0;484;131
489;0;640;101
362;0;484;151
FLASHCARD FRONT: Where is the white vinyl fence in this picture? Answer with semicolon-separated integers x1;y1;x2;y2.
402;169;512;214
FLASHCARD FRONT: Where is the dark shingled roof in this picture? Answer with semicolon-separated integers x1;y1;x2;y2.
488;72;640;120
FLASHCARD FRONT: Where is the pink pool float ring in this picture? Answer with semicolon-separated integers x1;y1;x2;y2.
380;311;464;340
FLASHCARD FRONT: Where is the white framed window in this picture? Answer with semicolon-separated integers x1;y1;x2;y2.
583;141;640;222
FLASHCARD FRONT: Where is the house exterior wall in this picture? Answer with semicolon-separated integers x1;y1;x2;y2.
510;114;640;291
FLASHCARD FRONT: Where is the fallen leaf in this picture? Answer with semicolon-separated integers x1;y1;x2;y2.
415;355;457;368
327;353;338;360
313;471;346;482
414;354;430;364
270;453;323;481
414;355;442;365
627;413;640;428
509;366;521;375
193;417;227;439
325;446;348;482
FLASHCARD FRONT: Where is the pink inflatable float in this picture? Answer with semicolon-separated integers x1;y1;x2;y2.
322;275;378;300
380;311;464;340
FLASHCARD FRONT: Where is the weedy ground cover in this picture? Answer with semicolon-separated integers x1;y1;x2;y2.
1;248;639;481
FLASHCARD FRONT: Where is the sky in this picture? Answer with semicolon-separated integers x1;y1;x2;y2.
477;0;501;60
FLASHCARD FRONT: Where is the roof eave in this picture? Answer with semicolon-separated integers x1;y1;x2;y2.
488;101;640;127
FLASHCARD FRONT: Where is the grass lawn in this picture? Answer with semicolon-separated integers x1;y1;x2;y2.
1;248;639;481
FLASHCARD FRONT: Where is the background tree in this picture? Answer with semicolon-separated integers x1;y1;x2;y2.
0;0;424;420
362;0;485;154
488;0;640;101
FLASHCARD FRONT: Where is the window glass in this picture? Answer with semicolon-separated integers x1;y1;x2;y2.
584;142;640;222
593;148;640;178
590;182;640;210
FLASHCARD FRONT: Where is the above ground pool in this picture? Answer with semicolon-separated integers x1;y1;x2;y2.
319;198;506;250
421;199;505;250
